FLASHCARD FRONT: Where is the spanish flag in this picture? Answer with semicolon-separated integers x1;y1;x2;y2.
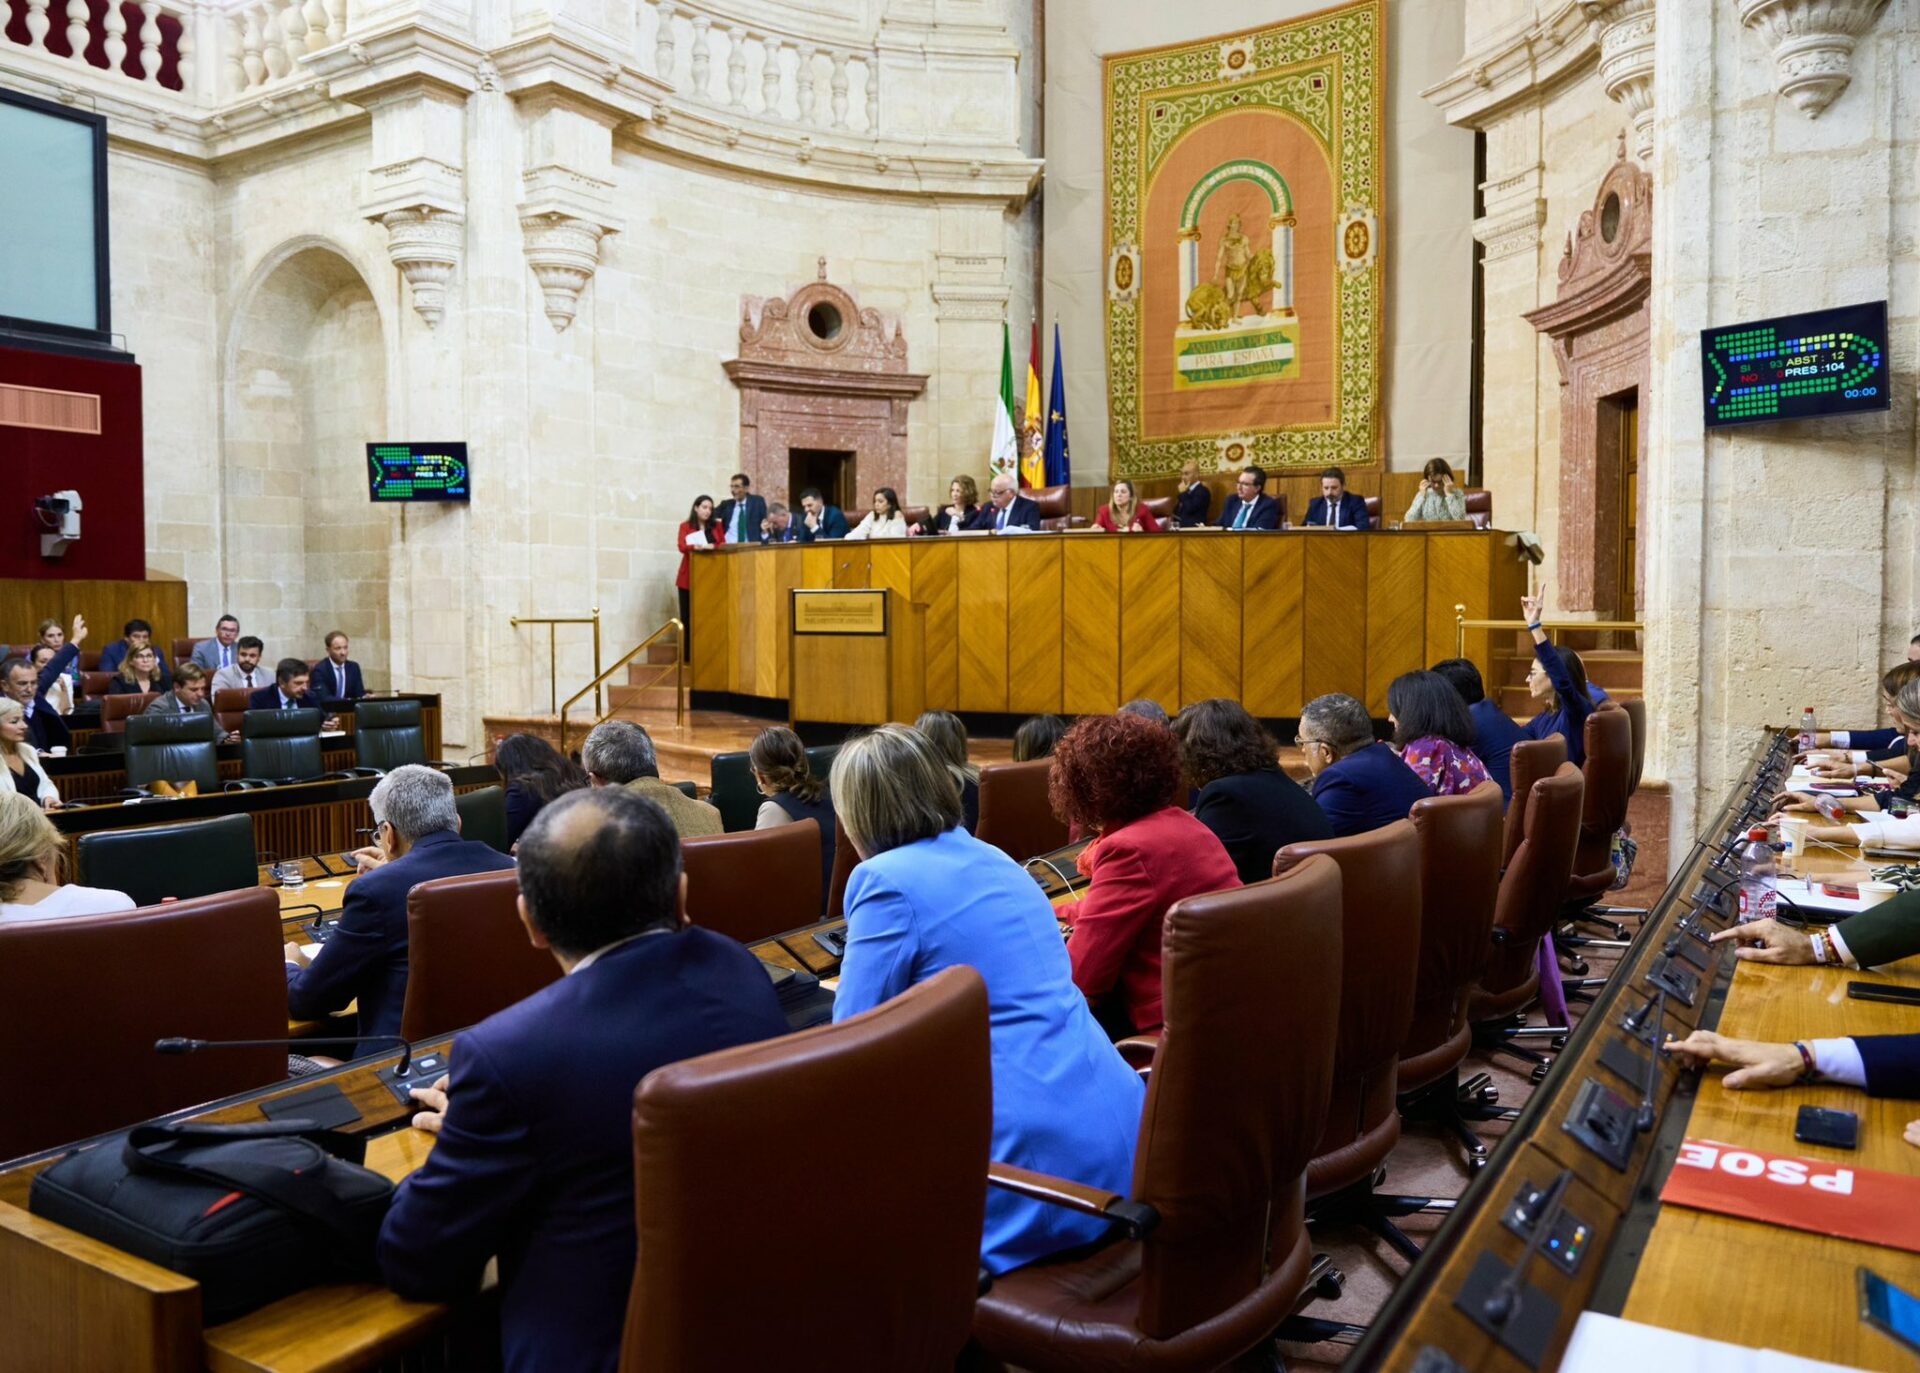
1019;316;1046;490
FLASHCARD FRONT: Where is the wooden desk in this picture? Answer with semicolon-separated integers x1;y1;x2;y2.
1352;731;1920;1371
690;530;1528;719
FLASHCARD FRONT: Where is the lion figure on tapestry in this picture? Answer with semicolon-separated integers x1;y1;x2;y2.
1184;248;1275;331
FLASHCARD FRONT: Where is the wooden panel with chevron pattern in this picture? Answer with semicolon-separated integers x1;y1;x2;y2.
1007;539;1065;714
1365;536;1428;715
689;553;729;691
914;541;960;711
1242;537;1305;716
1062;539;1121;715
1120;538;1181;708
767;551;804;699
1180;535;1242;704
1302;537;1369;704
957;540;1010;712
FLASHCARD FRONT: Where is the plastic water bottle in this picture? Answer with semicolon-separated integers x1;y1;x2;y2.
1737;826;1777;924
1812;793;1848;823
1799;706;1818;751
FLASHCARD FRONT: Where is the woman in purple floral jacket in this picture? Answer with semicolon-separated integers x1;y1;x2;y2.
1389;670;1492;797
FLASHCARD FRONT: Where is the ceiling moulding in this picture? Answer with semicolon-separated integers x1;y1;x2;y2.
1737;0;1890;118
1421;0;1598;129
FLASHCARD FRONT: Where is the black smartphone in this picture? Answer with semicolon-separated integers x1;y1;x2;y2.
1861;1268;1920;1356
1794;1104;1859;1150
1847;980;1920;1007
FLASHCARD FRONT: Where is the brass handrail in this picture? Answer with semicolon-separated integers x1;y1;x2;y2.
1453;606;1643;659
510;609;604;717
557;619;685;754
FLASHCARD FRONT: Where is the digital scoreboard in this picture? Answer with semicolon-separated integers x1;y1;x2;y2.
367;442;470;503
1700;300;1889;429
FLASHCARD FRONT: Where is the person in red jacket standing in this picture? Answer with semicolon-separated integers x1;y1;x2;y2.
675;494;724;662
1049;712;1241;1036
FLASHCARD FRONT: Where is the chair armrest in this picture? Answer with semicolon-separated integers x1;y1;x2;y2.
1113;1035;1160;1071
986;1162;1158;1239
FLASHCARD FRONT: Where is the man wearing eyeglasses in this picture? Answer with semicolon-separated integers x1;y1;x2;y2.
1216;465;1281;531
1296;692;1432;838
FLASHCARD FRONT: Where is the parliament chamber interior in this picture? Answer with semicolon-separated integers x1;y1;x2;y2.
5;0;1920;1369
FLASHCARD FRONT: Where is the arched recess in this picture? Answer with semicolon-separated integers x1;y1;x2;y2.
222;244;390;686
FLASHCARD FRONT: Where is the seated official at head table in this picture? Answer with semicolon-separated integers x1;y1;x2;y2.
283;765;516;1039
191;614;242;673
795;487;851;542
312;630;367;700
1094;478;1160;533
844;486;910;540
1170;458;1212;528
1297;691;1432;838
0;792;133;921
971;473;1043;533
1431;657;1526;805
758;500;799;543
1217;464;1281;530
0;698;61;811
828;724;1144;1275
377;786;788;1373
212;635;269;694
580;718;722;838
1052;712;1241;1037
1304;465;1371;530
936;473;982;533
1389;669;1492;797
1403;458;1466;524
1173;697;1331;886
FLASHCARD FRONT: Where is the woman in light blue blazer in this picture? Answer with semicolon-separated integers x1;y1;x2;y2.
829;724;1144;1275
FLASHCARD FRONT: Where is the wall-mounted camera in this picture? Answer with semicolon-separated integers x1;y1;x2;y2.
36;490;82;559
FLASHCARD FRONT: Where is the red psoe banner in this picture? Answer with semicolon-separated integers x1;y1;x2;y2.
1661;1137;1920;1255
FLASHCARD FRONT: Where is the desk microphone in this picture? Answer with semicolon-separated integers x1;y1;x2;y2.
1633;988;1668;1133
156;1035;413;1080
1481;1169;1572;1326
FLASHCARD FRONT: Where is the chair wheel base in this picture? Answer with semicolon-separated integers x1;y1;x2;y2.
1530;1063;1550;1084
1315;1267;1346;1301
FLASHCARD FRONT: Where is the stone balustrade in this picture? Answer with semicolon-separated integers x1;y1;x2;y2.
8;0;197;94
643;0;878;137
224;0;346;93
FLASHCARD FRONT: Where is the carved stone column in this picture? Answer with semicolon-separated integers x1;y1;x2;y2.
519;213;610;331
1737;0;1890;117
1585;0;1655;162
374;205;463;327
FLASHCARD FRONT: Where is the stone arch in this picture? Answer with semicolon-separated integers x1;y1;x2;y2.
221;243;391;687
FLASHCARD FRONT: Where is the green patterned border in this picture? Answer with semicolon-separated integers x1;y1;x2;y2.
1104;1;1384;481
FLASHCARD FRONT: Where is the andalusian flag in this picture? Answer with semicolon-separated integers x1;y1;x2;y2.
988;322;1018;478
1020;317;1046;489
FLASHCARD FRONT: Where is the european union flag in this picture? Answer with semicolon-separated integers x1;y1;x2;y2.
1043;322;1071;487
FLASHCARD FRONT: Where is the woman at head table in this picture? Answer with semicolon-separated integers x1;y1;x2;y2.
844;487;910;541
1094;478;1160;534
1403;458;1467;524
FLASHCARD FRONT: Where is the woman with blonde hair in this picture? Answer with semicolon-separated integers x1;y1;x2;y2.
36;618;83;701
109;642;170;696
1094;478;1161;534
0;698;60;810
0;790;131;919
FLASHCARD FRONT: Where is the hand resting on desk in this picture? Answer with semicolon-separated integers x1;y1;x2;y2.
1665;1031;1804;1090
407;1073;452;1135
1710;918;1816;966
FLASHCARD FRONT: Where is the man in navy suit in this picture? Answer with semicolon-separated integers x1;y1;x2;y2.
714;471;768;547
1303;466;1372;529
0;614;83;753
1298;692;1432;837
1668;1027;1920;1102
758;501;800;543
249;657;329;712
1432;657;1528;804
1216;465;1282;530
284;764;515;1037
376;785;788;1373
795;487;850;541
311;630;367;700
969;473;1044;532
97;617;154;675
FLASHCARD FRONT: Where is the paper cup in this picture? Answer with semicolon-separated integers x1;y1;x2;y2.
1859;881;1900;907
1779;816;1809;859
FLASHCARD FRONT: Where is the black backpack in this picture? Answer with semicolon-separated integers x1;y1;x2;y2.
30;1119;395;1322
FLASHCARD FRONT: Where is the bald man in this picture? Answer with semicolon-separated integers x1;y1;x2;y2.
969;473;1043;532
376;787;787;1373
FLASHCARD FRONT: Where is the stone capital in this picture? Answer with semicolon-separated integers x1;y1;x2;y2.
1587;0;1655;162
1737;0;1890;117
372;204;463;328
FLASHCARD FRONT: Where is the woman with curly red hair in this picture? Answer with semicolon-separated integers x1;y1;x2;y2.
1049;712;1240;1036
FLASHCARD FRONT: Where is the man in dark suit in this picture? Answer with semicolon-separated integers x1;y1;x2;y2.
1216;465;1282;531
249;657;327;712
1303;465;1372;529
968;473;1043;532
0;614;83;753
1668;1027;1920;1101
97;617;154;675
1432;657;1528;804
714;472;768;548
1171;459;1213;528
376;786;788;1373
758;501;800;543
311;630;367;701
284;764;515;1038
1298;692;1432;837
795;487;850;541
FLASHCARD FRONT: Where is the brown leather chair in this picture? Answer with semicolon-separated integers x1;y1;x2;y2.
79;670;114;700
902;504;933;530
100;691;158;733
1563;705;1636;941
1029;483;1089;532
171;638;204;669
77;650;102;672
1502;736;1568;868
1468;762;1585;1088
972;859;1346;1370
1363;495;1382;523
827;813;859;920
1271;822;1423;1256
681;819;822;944
400;868;560;1041
1464;489;1493;529
1621;696;1646;800
214;687;252;736
1142;495;1174;522
624;966;992;1372
0;887;287;1159
973;759;1069;862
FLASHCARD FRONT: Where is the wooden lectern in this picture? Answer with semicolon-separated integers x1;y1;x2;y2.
789;588;924;725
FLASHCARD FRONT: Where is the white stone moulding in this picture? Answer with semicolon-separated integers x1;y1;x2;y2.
1737;0;1890;118
520;212;611;332
374;205;462;327
1583;0;1653;162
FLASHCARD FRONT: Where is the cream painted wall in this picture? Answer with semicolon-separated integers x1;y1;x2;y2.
1042;0;1475;483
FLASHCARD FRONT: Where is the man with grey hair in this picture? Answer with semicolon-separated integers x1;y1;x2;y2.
580;719;722;839
1296;691;1432;838
285;764;516;1040
968;473;1043;532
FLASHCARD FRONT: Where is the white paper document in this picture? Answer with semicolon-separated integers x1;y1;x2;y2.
1561;1312;1871;1373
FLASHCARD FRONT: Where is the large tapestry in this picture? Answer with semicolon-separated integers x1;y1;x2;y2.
1104;2;1384;480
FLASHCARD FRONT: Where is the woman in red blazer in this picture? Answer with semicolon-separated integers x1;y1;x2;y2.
676;494;724;661
1094;478;1161;534
1049;712;1240;1036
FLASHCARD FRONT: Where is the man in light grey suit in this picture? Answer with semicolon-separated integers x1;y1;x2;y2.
212;637;267;695
146;664;236;740
191;615;242;673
